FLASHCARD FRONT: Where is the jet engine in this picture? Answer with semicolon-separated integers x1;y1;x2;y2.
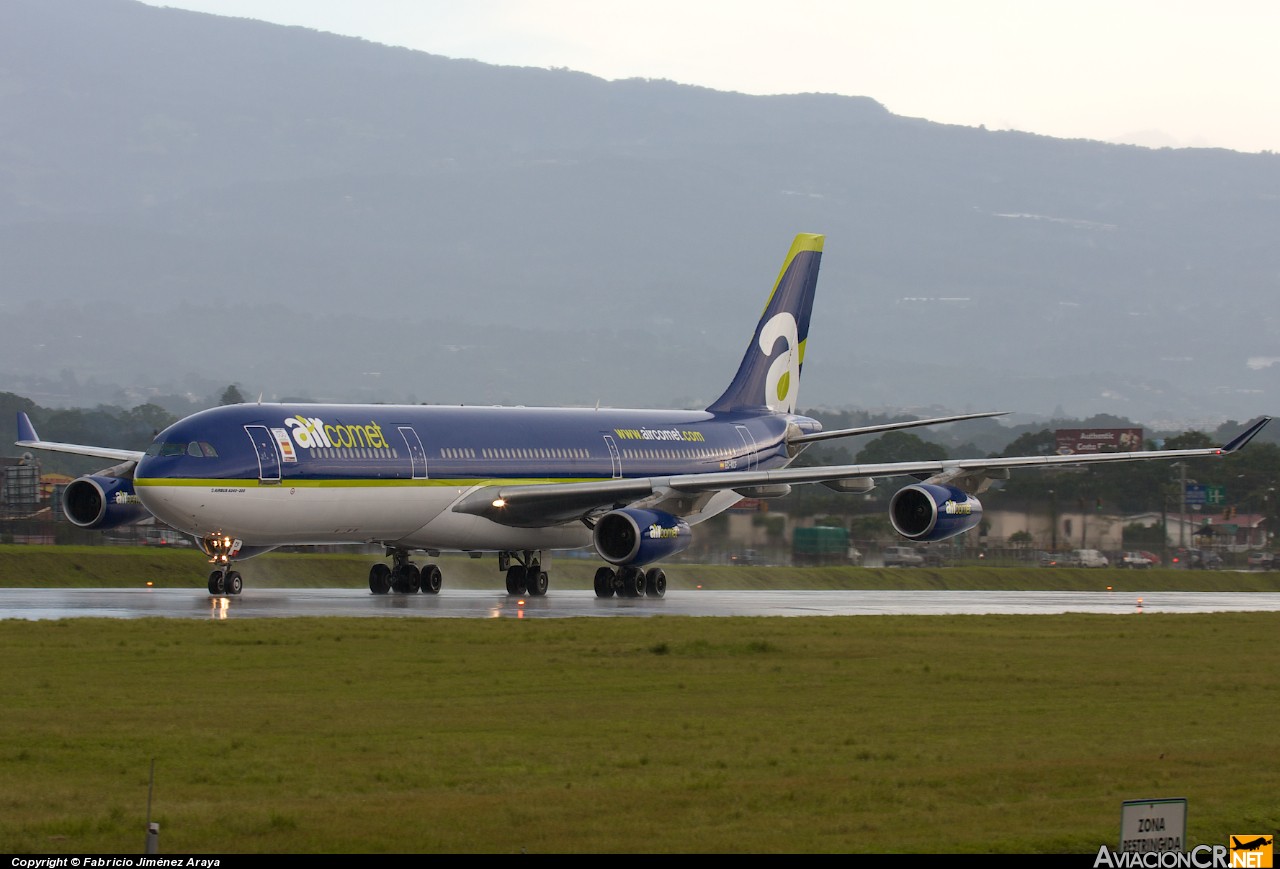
593;507;692;567
62;474;151;530
889;483;982;542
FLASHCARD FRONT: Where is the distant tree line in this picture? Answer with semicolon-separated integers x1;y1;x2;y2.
1;387;244;476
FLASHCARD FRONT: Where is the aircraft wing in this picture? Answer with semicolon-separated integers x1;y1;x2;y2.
14;412;145;463
454;416;1271;528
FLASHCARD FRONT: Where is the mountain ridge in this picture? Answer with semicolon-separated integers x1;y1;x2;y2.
1;0;1277;427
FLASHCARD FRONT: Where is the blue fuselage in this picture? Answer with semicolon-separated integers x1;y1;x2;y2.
136;403;806;485
131;403;818;552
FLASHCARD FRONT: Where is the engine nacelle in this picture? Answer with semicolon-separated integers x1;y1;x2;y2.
889;483;982;542
593;508;692;567
62;475;151;530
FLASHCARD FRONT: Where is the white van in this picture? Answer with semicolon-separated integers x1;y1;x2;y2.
1070;549;1109;568
882;546;925;567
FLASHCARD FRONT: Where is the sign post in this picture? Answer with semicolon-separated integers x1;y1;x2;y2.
1120;798;1186;853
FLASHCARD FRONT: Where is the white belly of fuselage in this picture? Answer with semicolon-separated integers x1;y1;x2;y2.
137;483;592;552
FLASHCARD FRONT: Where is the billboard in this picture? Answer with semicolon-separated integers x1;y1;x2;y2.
1055;428;1144;455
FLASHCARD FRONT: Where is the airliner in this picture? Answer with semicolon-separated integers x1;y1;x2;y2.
15;233;1270;598
1232;837;1273;852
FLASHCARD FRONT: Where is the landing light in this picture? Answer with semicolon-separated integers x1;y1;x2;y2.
492;498;506;508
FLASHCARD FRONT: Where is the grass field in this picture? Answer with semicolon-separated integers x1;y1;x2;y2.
1;546;1277;854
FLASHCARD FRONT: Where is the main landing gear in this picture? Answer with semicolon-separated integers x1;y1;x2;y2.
362;549;665;599
499;550;549;596
367;549;551;596
592;566;666;599
369;548;443;595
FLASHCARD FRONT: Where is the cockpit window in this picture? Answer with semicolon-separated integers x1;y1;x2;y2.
146;441;218;458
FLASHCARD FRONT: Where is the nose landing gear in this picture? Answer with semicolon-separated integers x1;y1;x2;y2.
207;568;243;595
202;535;244;595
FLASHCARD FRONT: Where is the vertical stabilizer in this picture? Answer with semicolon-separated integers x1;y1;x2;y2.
706;233;824;414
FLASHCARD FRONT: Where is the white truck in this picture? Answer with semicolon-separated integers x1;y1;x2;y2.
1069;549;1110;568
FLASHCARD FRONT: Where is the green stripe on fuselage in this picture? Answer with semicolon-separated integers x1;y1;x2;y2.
133;477;604;488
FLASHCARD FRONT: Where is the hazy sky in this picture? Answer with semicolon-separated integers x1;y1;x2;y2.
138;0;1276;154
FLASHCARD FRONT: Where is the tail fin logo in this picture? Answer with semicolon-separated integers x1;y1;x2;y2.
704;233;821;416
760;312;800;413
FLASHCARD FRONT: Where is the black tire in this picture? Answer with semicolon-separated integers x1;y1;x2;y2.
526;568;549;596
505;565;526;595
593;567;616;598
225;571;243;595
644;568;666;598
420;563;442;594
399;564;421;594
208;570;225;595
612;568;629;598
369;563;391;594
621;566;646;598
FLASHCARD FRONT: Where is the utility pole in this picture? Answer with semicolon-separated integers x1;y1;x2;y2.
1178;463;1188;549
1049;489;1057;551
145;758;158;854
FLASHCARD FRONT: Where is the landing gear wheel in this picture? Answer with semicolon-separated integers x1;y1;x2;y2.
620;566;646;598
594;567;617;599
208;570;225;595
525;567;549;596
225;571;243;595
644;568;666;598
396;564;421;594
369;563;391;595
505;565;527;595
420;563;442;595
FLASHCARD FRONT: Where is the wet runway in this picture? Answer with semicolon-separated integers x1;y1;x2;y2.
3;587;1280;620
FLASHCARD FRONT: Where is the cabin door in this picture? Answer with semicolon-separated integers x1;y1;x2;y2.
398;426;427;480
734;425;759;472
602;435;622;479
244;425;281;484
